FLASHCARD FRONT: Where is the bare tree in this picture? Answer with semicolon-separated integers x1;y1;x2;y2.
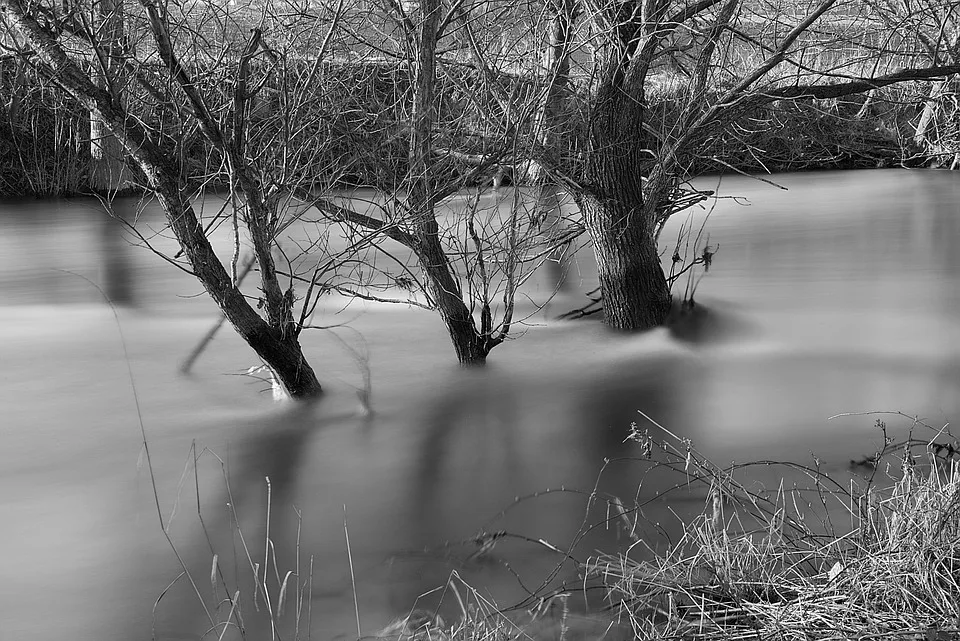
1;0;585;372
0;0;347;397
538;0;960;330
10;0;951;373
285;0;584;365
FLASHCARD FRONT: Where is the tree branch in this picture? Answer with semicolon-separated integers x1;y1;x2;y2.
715;0;838;108
313;198;419;248
0;0;298;378
232;27;263;162
761;64;960;101
139;0;226;149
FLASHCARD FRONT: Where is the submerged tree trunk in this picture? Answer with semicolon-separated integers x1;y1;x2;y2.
579;195;671;330
581;71;672;331
154;187;324;399
406;0;491;365
415;229;491;365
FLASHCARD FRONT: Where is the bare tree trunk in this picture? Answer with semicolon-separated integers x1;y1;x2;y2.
407;0;490;365
155;187;323;398
414;227;491;365
89;0;134;305
581;75;672;331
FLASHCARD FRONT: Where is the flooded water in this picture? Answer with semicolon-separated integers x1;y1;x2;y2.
2;169;959;640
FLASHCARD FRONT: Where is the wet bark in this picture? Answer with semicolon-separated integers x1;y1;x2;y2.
414;227;491;365
154;183;323;399
579;195;671;330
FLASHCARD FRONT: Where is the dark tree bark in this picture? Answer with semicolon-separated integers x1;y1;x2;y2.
569;0;960;332
414;229;492;365
580;196;671;330
153;182;324;399
579;60;673;330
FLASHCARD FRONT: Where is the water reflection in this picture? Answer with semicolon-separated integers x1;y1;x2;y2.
2;170;960;639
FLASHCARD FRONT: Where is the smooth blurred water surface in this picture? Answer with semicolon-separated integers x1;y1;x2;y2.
1;169;958;640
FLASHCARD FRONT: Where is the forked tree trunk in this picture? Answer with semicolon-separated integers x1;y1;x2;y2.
407;0;490;366
154;188;324;399
416;229;491;365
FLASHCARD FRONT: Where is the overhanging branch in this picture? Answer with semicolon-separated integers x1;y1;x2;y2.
761;64;960;102
313;198;418;248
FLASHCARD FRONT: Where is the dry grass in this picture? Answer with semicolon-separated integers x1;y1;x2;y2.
586;419;960;641
148;400;960;641
146;440;318;641
377;416;960;641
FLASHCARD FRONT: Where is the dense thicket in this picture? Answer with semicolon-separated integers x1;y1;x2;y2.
2;57;954;199
0;62;87;196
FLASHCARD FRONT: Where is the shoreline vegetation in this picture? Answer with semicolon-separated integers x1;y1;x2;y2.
371;416;960;641
158;410;960;641
1;59;957;200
